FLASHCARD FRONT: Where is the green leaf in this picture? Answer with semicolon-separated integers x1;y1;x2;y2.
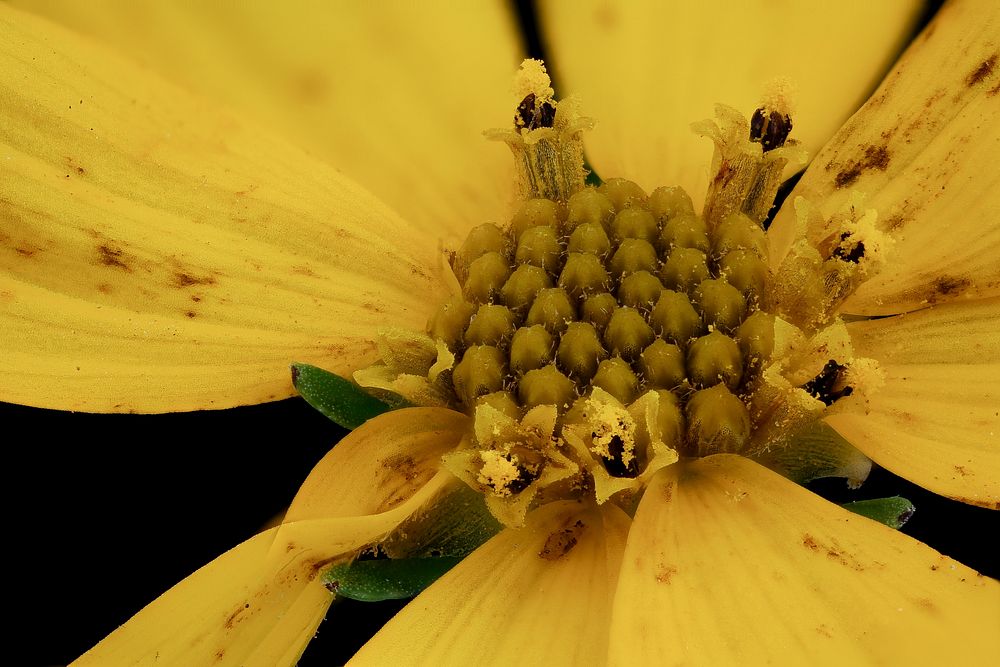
382;482;503;559
290;362;397;430
323;557;463;602
841;496;916;529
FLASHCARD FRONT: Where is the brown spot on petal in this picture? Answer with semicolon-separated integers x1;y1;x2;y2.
223;603;250;630
833;145;891;188
655;564;678;584
173;271;216;288
97;243;131;271
539;519;585;561
933;275;971;297
966;54;997;87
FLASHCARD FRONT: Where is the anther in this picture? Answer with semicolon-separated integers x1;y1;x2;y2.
802;360;854;406
515;92;556;132
832;232;866;263
601;435;639;478
750;107;793;152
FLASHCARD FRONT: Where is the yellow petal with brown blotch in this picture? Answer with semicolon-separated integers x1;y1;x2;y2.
0;6;450;413
285;407;469;522
609;455;1000;666
540;0;922;204
825;298;1000;508
350;500;630;666
12;0;523;242
74;415;457;667
769;0;1000;315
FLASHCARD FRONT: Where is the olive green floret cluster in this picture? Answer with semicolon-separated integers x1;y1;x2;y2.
428;177;775;458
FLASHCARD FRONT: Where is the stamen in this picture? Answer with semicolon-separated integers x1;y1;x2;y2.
514;92;556;131
749;107;793;152
802;360;854;406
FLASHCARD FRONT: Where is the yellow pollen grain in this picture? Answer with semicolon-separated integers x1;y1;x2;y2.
759;76;797;117
513;58;554;103
477;450;522;496
588;401;637;467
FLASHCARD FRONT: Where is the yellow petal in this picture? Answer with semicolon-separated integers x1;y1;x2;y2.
822;298;1000;508
285;406;469;522
0;6;450;413
350;500;630;665
13;0;522;241
769;1;1000;315
610;455;1000;666
75;469;452;666
539;0;922;203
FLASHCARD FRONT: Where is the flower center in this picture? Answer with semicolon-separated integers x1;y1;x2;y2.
434;182;772;463
354;60;888;526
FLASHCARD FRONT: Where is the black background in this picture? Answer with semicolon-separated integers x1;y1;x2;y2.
9;1;995;665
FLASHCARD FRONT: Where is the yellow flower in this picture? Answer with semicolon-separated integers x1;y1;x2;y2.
2;1;999;665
